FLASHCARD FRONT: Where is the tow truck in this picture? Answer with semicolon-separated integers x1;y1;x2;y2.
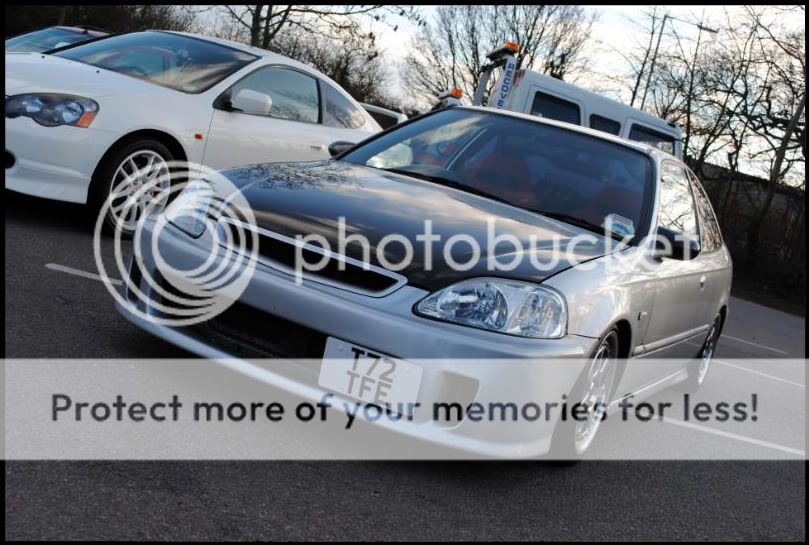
436;42;684;159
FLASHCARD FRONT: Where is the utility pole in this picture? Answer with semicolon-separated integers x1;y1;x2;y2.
683;14;720;158
639;14;668;111
639;14;718;112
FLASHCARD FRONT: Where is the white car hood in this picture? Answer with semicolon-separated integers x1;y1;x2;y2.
5;52;174;98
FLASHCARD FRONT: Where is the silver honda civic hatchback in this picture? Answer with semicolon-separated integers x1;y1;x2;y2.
117;106;732;457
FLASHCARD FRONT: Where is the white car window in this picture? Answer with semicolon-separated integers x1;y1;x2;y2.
321;82;366;129
230;66;320;123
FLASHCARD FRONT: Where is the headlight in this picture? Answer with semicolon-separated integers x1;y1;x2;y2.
5;94;99;127
415;279;567;339
165;180;214;238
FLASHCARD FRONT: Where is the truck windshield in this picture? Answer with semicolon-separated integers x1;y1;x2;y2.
342;108;655;242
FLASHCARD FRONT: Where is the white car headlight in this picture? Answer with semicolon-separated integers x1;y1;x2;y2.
5;94;98;127
165;180;215;238
415;279;567;339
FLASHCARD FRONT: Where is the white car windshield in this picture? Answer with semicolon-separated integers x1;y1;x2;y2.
6;27;98;53
53;31;257;93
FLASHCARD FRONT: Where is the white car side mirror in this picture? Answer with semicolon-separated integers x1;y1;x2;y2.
231;89;273;116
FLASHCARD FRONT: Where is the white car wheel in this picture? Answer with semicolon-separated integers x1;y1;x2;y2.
91;139;174;237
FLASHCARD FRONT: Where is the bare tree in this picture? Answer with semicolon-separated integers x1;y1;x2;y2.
402;5;595;105
215;5;421;49
624;7;664;108
5;5;199;35
738;6;806;265
269;24;392;104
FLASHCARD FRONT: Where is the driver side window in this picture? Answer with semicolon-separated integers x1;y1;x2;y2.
658;163;699;237
228;66;320;123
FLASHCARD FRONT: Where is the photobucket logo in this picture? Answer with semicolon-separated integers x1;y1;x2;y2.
93;161;258;327
291;216;633;283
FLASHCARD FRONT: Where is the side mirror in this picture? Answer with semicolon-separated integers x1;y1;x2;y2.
328;141;355;157
230;89;273;116
654;226;701;260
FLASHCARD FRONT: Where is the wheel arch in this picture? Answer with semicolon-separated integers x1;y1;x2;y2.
607;318;633;395
91;129;188;184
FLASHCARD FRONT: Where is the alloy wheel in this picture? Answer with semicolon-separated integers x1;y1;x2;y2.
107;150;170;233
697;317;721;385
574;335;618;455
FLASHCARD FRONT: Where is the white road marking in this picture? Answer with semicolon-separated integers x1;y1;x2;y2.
45;263;123;287
662;417;805;457
715;359;805;389
722;334;789;356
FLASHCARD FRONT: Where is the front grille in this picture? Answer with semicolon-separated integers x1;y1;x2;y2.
189;299;327;359
217;219;406;297
5;150;15;169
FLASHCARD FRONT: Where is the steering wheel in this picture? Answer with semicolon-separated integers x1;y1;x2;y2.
122;66;149;78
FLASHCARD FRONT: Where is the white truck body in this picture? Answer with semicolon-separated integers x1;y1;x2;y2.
473;44;684;159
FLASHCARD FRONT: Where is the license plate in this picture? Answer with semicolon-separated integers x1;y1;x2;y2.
318;337;422;410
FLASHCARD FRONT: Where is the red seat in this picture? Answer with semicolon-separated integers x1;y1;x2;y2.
467;156;534;206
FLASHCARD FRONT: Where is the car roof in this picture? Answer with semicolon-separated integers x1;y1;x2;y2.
458;105;665;159
361;102;407;119
163;31;294;61
54;26;108;37
161;31;332;79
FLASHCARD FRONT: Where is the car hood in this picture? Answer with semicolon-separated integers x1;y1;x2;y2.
5;52;171;98
221;160;616;291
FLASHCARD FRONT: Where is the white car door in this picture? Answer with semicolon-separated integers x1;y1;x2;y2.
203;65;334;170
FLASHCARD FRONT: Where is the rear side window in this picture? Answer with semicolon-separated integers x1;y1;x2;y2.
321;83;366;129
688;171;723;252
227;66;320;123
629;124;675;155
658;162;698;237
590;114;621;135
368;110;398;130
530;92;581;125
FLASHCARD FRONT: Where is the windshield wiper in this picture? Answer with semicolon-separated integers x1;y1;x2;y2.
380;167;519;208
530;210;628;241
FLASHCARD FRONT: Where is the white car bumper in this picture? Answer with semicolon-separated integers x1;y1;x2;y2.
5;116;118;204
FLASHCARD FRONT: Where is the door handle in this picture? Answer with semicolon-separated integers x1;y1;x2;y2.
699;275;706;290
309;144;326;150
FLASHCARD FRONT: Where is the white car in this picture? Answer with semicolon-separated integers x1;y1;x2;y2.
5;30;381;233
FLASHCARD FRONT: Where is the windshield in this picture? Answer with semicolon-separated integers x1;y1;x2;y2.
6;28;94;53
342;108;655;241
53;31;257;93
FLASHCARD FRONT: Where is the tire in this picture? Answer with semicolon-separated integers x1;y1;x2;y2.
89;138;174;238
685;313;723;391
548;327;620;460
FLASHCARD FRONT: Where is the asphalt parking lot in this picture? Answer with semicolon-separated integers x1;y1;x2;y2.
4;190;806;540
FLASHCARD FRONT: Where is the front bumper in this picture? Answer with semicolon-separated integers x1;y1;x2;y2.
117;218;599;458
5;116;117;203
